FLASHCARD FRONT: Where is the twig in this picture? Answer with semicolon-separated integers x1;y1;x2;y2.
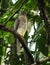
0;9;7;12
37;56;50;64
3;0;26;26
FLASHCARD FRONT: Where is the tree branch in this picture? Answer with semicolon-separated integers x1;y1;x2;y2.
0;8;7;12
31;56;50;65
37;0;50;46
37;0;49;31
0;24;34;64
3;0;26;26
37;56;50;64
0;25;50;64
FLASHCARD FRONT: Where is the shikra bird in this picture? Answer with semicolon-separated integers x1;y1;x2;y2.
14;11;27;55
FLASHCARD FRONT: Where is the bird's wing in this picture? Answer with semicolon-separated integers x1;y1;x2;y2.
14;18;20;30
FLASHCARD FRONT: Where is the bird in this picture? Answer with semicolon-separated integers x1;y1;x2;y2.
14;11;27;55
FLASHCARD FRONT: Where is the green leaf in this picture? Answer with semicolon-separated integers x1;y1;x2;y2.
36;29;48;56
24;31;28;42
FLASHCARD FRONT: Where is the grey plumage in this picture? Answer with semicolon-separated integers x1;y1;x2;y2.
14;11;27;55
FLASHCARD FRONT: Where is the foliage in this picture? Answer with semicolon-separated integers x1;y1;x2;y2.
0;0;50;65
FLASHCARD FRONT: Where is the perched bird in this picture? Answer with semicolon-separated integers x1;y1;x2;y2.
14;11;27;55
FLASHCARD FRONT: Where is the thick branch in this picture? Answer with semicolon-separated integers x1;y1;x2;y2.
0;24;34;64
0;26;50;64
37;0;49;31
3;0;26;26
37;0;50;45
